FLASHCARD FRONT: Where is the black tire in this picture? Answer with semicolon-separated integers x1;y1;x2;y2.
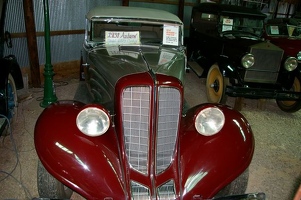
206;64;228;104
37;160;73;198
7;73;17;122
214;168;249;197
276;75;301;113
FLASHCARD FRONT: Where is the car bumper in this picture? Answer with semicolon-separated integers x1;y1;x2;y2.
213;192;265;200
226;86;301;100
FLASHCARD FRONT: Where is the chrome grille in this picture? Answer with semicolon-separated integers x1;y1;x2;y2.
156;88;180;174
157;180;176;199
123;86;150;174
131;181;150;200
122;86;180;175
245;47;283;83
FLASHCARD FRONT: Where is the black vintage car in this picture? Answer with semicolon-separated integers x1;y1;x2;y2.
187;3;301;113
0;0;23;134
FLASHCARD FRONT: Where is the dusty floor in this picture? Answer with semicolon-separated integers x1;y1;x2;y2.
0;71;300;200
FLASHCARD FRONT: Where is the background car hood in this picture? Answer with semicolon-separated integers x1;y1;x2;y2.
89;45;186;84
265;36;301;57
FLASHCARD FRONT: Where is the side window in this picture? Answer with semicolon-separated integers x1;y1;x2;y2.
192;12;217;34
201;13;217;21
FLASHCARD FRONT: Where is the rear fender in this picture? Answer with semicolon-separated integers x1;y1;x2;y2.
180;103;254;199
34;100;126;199
0;55;24;90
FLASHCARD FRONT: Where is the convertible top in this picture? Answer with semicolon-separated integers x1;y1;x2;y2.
193;2;266;19
86;6;183;24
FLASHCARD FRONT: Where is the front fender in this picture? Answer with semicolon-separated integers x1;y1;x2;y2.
216;56;238;78
180;104;254;199
34;100;126;199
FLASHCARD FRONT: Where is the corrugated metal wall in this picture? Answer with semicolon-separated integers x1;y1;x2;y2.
3;0;196;69
3;0;122;68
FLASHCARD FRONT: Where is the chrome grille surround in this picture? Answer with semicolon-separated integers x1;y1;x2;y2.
123;85;180;199
156;87;180;174
122;86;180;175
244;47;283;83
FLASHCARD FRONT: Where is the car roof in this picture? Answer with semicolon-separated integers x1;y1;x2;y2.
193;2;266;19
86;6;183;24
267;18;301;26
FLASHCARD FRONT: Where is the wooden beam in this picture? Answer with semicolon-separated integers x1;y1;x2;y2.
178;0;184;21
10;29;85;38
122;0;129;6
23;0;41;87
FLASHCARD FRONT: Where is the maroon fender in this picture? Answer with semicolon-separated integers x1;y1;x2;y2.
34;101;126;199
179;103;254;198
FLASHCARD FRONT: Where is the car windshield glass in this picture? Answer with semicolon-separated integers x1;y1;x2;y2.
266;24;301;39
218;15;263;38
87;20;182;47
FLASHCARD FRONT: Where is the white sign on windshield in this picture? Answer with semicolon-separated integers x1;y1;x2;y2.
106;46;138;58
105;31;140;45
158;51;175;65
163;25;179;46
270;26;279;35
222;18;233;32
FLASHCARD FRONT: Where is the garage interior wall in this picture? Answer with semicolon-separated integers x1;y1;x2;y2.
2;0;299;86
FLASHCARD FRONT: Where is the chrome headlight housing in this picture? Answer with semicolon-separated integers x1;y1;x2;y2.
195;107;225;136
76;106;110;137
284;57;298;71
297;51;301;63
241;53;254;69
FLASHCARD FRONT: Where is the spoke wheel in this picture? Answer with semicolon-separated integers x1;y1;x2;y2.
276;75;301;113
206;64;228;104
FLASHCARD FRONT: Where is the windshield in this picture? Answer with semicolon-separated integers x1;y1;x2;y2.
218;15;264;38
86;19;183;48
266;24;301;39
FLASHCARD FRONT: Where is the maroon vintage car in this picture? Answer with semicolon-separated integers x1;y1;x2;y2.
264;18;301;63
263;18;301;111
34;6;265;200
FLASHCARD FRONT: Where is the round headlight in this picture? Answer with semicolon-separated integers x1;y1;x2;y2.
76;107;110;137
241;53;254;68
195;107;225;136
284;57;298;71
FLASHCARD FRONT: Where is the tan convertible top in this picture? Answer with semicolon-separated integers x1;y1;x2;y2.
87;6;183;24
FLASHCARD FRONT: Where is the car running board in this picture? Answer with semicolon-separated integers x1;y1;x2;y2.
188;61;204;77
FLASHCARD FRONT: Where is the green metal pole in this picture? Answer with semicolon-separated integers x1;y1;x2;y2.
40;0;57;107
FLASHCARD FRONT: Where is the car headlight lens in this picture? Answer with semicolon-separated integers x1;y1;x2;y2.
284;57;298;71
195;107;225;136
76;107;110;137
241;53;254;68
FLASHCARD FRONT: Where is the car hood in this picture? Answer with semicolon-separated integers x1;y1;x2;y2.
222;36;268;52
88;45;186;85
265;36;301;57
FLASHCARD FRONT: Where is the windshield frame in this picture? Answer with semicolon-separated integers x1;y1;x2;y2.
217;14;264;38
84;18;184;49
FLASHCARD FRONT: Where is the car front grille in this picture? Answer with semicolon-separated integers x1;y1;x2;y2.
122;85;180;199
131;180;176;199
122;86;180;175
244;46;283;83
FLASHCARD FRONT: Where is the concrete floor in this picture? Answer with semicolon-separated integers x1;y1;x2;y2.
0;71;300;200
